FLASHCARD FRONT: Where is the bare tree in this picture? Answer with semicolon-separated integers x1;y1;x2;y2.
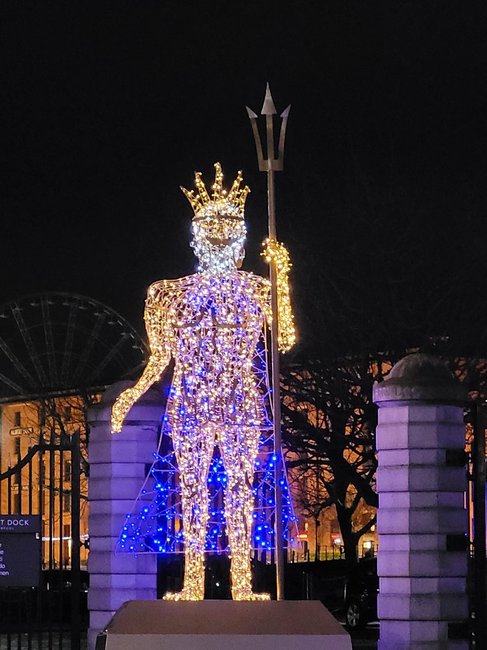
281;354;396;566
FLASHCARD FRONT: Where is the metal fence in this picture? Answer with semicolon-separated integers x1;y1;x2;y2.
0;431;84;649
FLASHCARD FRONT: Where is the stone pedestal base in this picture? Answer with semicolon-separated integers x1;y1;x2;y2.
96;600;352;650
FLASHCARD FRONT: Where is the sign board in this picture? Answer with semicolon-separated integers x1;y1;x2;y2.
9;427;34;437
0;515;41;587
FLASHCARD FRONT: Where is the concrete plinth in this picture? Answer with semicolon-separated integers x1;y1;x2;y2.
87;381;165;650
373;353;469;650
96;600;352;650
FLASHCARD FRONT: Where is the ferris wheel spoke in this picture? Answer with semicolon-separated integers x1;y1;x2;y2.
71;311;107;385
61;297;79;387
0;334;38;389
41;297;59;387
0;370;24;395
84;333;130;386
11;304;49;386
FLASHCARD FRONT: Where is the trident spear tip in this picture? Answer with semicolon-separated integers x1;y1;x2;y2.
280;105;291;119
261;83;277;115
246;106;258;120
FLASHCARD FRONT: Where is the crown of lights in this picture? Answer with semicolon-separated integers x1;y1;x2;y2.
181;162;250;220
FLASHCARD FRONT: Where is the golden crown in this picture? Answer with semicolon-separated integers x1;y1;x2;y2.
181;162;250;220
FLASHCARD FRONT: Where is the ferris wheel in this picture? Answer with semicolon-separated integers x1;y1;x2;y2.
0;292;149;402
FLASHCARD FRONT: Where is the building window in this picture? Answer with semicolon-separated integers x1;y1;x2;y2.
14;411;21;427
63;493;71;513
14;437;21;458
64;406;72;421
64;460;72;483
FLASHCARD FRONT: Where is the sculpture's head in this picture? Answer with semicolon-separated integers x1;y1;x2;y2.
181;163;250;273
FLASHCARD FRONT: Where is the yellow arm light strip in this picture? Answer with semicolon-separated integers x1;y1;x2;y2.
262;238;296;353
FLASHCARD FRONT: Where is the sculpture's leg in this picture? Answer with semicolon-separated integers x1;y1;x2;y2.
220;426;270;600
164;424;215;600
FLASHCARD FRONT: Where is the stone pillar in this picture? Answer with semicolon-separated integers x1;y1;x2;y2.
87;381;164;650
373;353;469;650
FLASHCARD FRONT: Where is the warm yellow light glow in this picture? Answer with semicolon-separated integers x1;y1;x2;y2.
262;238;296;352
181;162;250;218
111;164;294;601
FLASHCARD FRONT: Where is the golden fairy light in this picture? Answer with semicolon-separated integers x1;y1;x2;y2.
111;163;295;600
262;238;296;353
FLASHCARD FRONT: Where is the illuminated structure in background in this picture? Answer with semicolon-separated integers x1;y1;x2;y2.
111;163;295;600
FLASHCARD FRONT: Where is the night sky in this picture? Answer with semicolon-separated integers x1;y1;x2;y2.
2;1;486;359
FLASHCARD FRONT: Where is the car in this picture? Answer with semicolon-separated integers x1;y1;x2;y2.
343;556;378;629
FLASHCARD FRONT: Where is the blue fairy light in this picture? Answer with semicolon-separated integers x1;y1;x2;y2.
115;430;297;556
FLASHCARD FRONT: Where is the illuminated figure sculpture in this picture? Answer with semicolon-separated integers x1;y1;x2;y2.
111;163;295;600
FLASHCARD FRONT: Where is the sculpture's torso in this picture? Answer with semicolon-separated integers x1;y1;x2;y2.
149;271;271;432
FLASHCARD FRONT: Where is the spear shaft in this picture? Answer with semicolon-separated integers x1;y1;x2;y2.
247;84;290;601
267;167;285;600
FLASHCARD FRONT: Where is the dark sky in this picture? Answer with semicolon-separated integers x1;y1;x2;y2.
2;1;486;358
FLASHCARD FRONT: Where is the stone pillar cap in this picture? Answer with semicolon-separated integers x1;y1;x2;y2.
373;352;468;406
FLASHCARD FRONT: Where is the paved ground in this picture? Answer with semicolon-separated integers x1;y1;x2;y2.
350;626;379;649
343;620;379;649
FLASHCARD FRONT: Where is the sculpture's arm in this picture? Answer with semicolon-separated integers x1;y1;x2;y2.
262;238;296;353
111;284;171;433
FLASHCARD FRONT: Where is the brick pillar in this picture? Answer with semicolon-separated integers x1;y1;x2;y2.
87;381;164;650
373;353;469;650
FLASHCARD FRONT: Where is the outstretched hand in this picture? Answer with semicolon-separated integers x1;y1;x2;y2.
111;388;137;434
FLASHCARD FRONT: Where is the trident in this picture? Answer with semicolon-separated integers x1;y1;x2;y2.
247;84;290;601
